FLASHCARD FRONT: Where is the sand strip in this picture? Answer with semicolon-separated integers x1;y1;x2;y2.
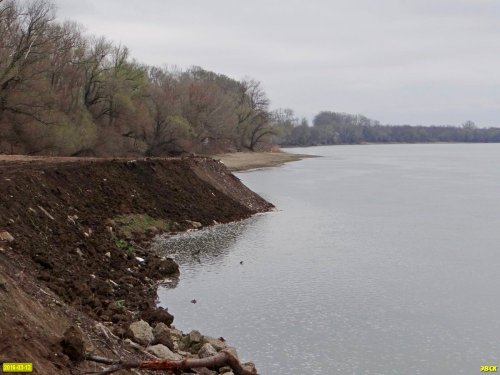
214;151;317;172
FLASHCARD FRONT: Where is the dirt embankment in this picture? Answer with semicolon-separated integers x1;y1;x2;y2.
0;156;272;374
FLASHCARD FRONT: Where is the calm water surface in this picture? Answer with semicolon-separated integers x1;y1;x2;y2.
157;144;500;374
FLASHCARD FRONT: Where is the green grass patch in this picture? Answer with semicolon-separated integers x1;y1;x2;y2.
112;213;172;239
115;238;135;255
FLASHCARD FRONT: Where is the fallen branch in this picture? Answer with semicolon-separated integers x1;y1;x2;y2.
123;339;157;359
85;350;257;375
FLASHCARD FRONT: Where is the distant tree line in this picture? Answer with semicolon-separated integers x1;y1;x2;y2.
2;0;500;156
272;111;500;147
0;0;275;156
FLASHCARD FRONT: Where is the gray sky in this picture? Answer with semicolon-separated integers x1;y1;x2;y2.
54;0;500;126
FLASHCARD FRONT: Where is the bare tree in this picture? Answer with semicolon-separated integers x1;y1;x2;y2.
0;0;55;117
80;36;112;119
236;79;275;151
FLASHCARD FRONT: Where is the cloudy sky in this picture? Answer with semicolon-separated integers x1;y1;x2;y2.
54;0;500;126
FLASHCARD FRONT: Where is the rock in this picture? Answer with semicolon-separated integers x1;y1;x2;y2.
186;220;203;229
198;343;217;358
193;368;217;375
146;344;182;360
152;330;174;350
153;323;183;341
242;362;256;373
189;330;202;344
202;336;227;351
152;324;183;350
178;330;205;353
218;367;232;374
0;231;14;243
126;320;154;346
141;307;174;326
61;326;85;361
105;252;111;258
153;322;169;336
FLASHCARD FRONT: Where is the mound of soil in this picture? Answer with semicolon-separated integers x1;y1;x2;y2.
0;156;272;325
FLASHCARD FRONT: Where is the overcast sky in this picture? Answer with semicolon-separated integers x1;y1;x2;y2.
54;0;500;126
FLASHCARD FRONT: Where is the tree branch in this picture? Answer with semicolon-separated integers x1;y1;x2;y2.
84;350;257;375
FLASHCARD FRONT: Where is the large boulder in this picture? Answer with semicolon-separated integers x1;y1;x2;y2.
126;320;154;346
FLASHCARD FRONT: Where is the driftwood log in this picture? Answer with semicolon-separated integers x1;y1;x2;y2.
85;349;258;375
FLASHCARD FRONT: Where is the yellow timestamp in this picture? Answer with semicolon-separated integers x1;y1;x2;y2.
481;365;498;372
2;363;33;373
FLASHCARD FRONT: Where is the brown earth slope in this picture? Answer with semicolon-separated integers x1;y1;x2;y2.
0;156;272;373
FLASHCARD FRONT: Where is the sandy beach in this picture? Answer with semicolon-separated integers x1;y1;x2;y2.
214;151;317;171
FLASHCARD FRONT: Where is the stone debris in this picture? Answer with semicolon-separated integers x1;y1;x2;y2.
146;344;182;360
202;336;228;351
186;220;203;229
189;330;203;344
0;231;14;242
198;343;217;358
126;320;154;346
122;319;251;374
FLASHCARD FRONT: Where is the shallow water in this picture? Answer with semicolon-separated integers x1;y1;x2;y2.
157;144;500;374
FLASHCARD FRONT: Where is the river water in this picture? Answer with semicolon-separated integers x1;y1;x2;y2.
157;144;500;374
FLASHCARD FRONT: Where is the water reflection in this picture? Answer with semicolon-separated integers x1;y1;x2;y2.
152;216;261;285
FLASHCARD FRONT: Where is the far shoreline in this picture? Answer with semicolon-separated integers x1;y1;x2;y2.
214;151;318;172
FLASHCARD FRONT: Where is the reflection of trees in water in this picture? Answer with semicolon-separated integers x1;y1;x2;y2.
152;216;259;273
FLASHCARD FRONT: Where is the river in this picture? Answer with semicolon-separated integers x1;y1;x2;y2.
157;144;500;374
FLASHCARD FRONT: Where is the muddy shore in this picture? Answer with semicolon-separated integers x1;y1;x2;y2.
0;155;273;374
